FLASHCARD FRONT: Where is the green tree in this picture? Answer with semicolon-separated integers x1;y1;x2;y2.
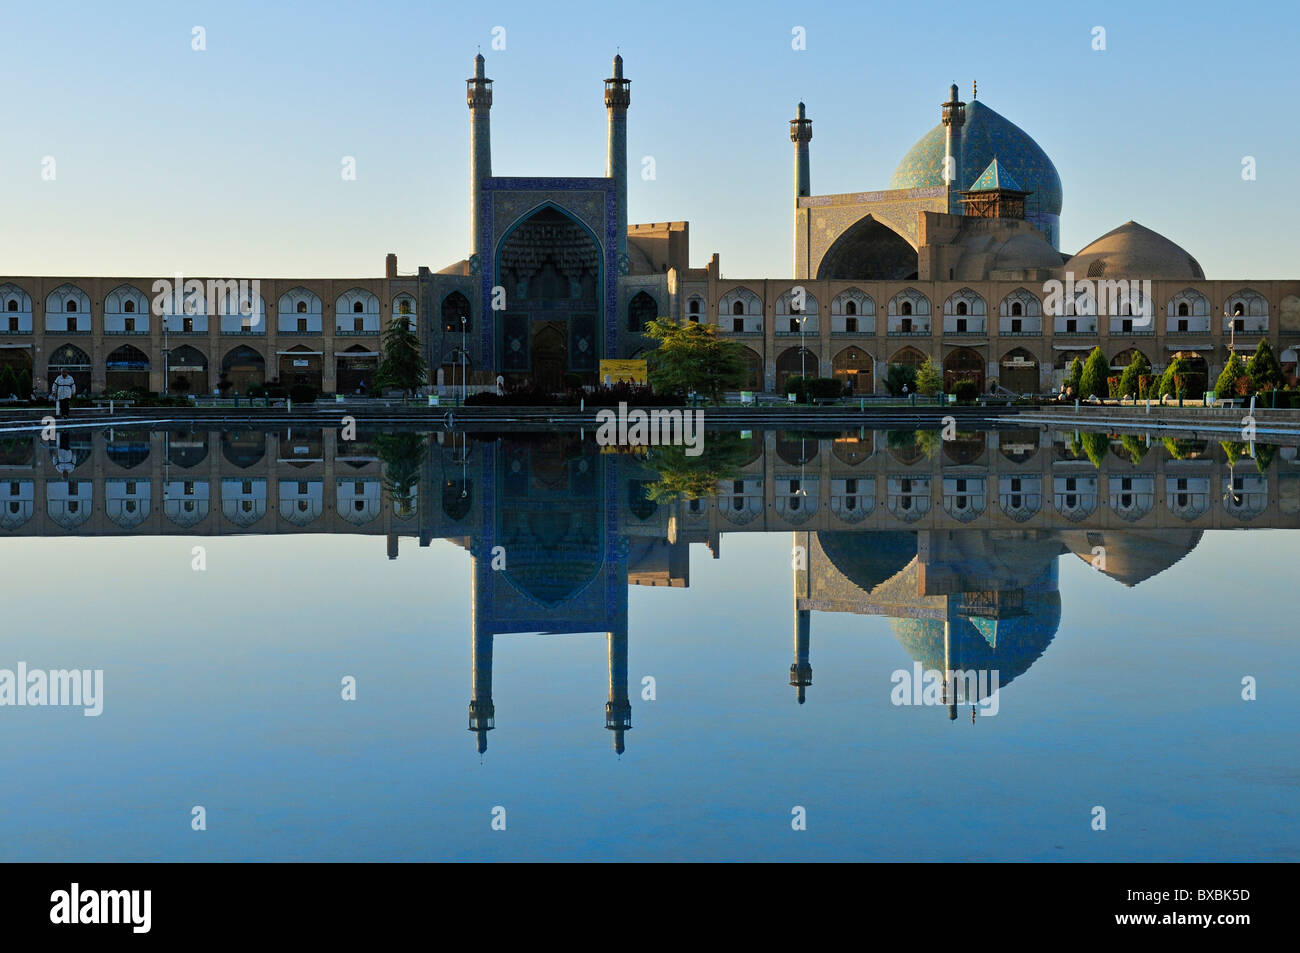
1246;339;1284;395
1064;356;1083;396
375;316;428;396
1157;356;1190;398
643;318;747;405
1117;352;1150;399
914;359;943;396
1214;352;1248;398
1079;347;1109;398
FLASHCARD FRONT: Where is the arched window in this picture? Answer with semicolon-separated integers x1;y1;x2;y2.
901;302;912;316
353;301;363;313
398;298;412;315
845;301;856;316
628;291;657;333
1012;302;1023;316
66;300;78;313
956;302;968;315
297;301;307;314
124;300;136;313
441;292;472;333
1233;303;1245;316
733;301;745;315
1178;302;1189;317
7;300;17;312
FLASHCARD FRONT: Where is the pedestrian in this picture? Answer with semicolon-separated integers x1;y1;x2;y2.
52;370;76;418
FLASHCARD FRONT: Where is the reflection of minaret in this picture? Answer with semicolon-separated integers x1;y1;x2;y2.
605;626;631;755
467;555;495;756
942;610;956;721
790;607;812;704
790;531;812;703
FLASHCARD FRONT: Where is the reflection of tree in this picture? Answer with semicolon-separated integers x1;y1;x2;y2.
1080;431;1110;467
643;434;752;502
375;432;426;512
1119;434;1148;464
1220;440;1277;474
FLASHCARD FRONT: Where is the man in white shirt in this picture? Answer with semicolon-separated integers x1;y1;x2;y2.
52;372;76;417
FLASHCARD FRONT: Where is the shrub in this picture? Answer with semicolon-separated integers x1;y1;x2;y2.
952;379;979;403
1107;375;1121;399
1118;353;1151;399
1064;356;1083;396
884;363;918;397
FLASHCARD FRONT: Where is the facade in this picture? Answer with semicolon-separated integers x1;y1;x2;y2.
1;64;1296;399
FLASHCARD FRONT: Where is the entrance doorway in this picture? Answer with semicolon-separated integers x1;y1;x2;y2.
531;322;567;393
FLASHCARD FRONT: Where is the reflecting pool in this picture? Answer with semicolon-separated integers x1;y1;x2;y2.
0;424;1297;860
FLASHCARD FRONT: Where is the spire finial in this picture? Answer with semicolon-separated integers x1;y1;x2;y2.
973;79;977;100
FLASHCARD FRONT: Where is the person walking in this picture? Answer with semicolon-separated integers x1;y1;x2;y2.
52;371;76;418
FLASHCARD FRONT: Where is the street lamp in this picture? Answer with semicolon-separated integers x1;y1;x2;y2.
460;315;467;406
162;309;170;396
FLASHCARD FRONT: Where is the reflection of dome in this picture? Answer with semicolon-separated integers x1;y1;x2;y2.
1065;221;1204;279
890;99;1063;247
816;531;916;593
891;579;1061;686
1061;528;1203;587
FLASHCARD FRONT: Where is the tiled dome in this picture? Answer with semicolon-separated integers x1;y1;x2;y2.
890;100;1063;248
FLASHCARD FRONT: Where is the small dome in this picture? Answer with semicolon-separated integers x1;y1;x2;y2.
1066;221;1205;280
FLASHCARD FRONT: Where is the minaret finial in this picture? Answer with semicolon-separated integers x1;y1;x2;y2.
973;79;977;100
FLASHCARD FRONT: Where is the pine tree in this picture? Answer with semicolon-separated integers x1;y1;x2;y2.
1158;357;1189;398
1117;352;1150;399
1246;339;1284;394
1080;347;1108;398
1064;356;1083;396
1214;353;1247;398
375;316;427;396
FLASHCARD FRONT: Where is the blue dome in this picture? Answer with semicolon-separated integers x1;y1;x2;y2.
889;100;1063;248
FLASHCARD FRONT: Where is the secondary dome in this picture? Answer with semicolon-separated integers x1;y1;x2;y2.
1065;221;1205;280
890;99;1064;248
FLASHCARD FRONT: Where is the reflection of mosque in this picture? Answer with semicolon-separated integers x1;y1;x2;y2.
4;426;1298;749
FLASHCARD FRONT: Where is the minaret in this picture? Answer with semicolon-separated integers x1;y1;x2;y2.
466;53;493;256
789;102;812;279
467;557;495;755
941;83;966;215
604;54;631;274
605;627;632;755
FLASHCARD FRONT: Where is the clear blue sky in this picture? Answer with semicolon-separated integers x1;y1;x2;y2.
1;0;1294;279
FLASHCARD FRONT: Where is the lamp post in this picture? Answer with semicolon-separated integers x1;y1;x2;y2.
162;310;170;396
461;315;467;406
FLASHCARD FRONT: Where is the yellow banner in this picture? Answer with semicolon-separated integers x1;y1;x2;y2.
599;359;648;384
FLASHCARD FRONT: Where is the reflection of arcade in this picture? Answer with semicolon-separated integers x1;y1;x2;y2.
468;436;632;756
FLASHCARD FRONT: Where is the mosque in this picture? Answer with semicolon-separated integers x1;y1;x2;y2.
1;54;1296;399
